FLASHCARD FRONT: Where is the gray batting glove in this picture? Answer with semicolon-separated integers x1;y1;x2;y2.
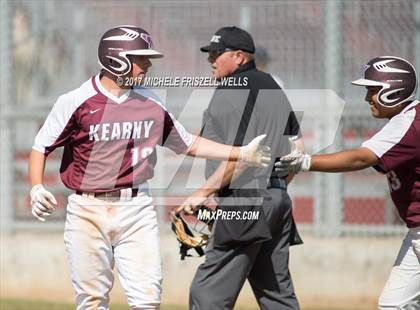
275;138;311;174
30;184;57;222
240;134;271;168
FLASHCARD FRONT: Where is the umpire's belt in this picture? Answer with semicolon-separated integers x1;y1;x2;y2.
76;186;148;201
268;177;287;190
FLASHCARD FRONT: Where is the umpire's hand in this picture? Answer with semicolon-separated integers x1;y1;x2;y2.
176;190;208;215
30;184;57;221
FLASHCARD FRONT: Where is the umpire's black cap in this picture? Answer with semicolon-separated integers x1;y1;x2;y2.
200;26;255;54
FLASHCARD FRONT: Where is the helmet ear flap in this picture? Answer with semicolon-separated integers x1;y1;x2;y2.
376;87;387;107
101;54;132;77
120;54;132;76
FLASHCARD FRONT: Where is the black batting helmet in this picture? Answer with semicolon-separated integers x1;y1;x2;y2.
352;56;417;107
98;25;163;77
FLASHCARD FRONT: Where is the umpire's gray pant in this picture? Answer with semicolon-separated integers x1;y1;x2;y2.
189;188;300;310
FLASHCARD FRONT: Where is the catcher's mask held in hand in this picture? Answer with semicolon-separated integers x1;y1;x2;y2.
171;207;214;260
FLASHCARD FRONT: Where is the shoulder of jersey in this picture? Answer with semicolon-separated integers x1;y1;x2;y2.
389;101;419;131
132;87;167;109
400;100;419;116
54;78;98;111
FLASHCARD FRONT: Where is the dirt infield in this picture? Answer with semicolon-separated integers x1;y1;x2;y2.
0;299;252;310
0;299;369;310
1;232;394;309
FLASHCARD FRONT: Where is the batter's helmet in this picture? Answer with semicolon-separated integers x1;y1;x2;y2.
352;56;417;107
98;25;163;77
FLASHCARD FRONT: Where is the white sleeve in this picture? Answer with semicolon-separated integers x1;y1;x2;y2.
362;110;415;157
33;93;77;155
362;108;417;171
33;79;97;155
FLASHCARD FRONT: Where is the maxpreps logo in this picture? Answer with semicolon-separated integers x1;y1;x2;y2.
197;208;260;221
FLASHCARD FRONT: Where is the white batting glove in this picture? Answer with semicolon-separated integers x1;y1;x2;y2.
30;184;57;222
275;138;311;174
240;134;271;168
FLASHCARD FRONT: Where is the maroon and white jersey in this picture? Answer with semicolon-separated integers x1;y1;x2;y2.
33;75;193;192
362;100;420;228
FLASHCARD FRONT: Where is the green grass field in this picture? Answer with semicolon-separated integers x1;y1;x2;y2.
0;299;360;310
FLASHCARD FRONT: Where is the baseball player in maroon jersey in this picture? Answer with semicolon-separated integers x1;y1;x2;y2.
277;56;419;309
28;25;270;310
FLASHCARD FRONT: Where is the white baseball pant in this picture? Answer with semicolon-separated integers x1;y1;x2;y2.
64;191;162;310
378;227;420;310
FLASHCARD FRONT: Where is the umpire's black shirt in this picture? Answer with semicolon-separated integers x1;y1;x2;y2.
200;60;300;247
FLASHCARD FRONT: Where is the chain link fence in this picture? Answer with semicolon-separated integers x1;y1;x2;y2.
1;0;418;236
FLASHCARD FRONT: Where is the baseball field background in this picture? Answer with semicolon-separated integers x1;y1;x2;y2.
1;1;419;309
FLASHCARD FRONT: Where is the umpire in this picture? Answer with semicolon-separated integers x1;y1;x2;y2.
179;26;302;310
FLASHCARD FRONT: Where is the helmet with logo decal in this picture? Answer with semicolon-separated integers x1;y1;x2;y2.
352;56;417;107
98;25;163;77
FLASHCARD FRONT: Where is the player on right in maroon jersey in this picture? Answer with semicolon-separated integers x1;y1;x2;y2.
276;56;419;309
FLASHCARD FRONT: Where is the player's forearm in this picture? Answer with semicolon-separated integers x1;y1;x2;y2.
29;149;47;186
197;161;248;197
186;135;241;161
285;173;295;184
310;148;379;172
